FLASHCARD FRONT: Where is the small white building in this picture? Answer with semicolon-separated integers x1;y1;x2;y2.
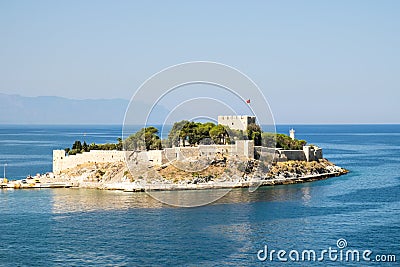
290;128;295;140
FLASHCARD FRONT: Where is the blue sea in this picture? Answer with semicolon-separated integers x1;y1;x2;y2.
0;124;399;266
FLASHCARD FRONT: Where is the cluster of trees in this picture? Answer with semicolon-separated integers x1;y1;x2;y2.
167;120;266;147
65;138;123;155
275;133;307;150
260;133;306;150
167;121;229;147
65;121;307;154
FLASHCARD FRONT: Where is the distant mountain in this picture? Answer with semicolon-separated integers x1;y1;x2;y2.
0;93;169;124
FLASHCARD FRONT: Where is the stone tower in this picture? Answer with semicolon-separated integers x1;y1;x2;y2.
217;115;256;131
53;150;66;174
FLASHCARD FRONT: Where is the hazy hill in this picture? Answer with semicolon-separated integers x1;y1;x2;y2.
0;93;168;124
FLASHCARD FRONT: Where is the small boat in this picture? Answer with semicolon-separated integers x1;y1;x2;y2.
39;182;72;188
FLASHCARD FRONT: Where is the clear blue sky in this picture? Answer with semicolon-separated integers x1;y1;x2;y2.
0;0;399;124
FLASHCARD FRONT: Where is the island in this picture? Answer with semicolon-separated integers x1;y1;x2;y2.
1;116;348;190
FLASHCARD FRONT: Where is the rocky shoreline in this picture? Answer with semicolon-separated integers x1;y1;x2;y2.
38;158;348;191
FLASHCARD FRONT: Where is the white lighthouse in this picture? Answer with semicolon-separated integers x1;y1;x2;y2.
289;128;295;140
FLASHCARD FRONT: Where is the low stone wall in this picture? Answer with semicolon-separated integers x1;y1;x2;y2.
53;150;126;174
279;150;307;161
273;145;323;162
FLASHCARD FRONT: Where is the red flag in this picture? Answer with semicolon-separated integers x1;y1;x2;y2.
246;99;251;104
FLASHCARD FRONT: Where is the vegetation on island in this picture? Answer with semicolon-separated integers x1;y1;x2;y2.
64;121;307;155
123;126;162;151
167;121;227;146
261;133;307;150
65;138;123;155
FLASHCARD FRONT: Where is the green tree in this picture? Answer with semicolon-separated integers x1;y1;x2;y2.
82;141;89;152
89;142;98;150
181;121;201;146
72;140;82;151
275;134;307;150
167;121;218;147
261;132;276;147
68;149;79;155
124;127;162;151
209;125;229;144
116;138;123;150
247;123;262;146
197;122;215;144
144;127;162;150
167;120;189;147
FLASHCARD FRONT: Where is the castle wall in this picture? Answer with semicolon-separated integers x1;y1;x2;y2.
254;147;275;157
273;146;323;162
53;140;319;173
164;148;178;161
53;150;125;174
314;147;323;160
178;147;201;158
279;150;307;161
141;150;163;165
303;146;323;161
235;140;254;159
198;144;235;157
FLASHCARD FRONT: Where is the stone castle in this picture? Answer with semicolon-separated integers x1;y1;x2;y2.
53;140;255;174
52;116;323;174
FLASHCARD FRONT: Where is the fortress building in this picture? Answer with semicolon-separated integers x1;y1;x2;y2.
217;115;256;131
52;140;255;174
52;116;323;174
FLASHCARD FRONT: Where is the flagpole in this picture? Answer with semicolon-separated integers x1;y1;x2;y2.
246;99;251;115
